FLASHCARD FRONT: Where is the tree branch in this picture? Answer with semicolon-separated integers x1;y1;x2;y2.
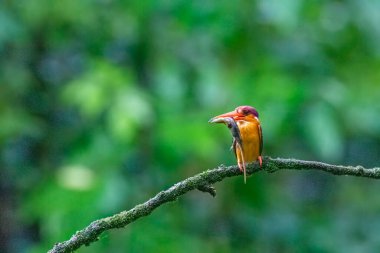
48;157;380;253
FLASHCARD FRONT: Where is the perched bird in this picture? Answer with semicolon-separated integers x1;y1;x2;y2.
209;105;263;183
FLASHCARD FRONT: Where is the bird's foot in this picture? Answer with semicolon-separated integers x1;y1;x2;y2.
258;156;263;168
238;162;244;172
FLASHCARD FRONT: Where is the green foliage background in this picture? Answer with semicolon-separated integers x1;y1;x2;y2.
1;1;380;252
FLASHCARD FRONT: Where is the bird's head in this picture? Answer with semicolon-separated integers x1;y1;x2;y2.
208;105;259;124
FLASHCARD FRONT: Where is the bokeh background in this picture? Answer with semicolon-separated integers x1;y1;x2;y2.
1;1;380;252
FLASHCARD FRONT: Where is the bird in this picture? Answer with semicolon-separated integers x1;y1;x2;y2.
209;105;263;183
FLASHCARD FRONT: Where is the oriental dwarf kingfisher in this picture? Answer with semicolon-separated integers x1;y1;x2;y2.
209;105;263;183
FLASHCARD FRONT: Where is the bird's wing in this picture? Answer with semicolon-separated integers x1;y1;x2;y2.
258;123;263;155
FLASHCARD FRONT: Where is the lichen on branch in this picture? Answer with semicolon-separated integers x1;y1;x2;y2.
48;157;380;253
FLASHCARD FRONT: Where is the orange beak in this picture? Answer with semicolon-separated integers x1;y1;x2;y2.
208;111;245;123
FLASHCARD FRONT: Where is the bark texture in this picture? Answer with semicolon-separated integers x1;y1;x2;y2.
48;157;380;253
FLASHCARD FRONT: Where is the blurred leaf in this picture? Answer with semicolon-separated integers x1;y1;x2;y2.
63;61;134;118
304;103;344;161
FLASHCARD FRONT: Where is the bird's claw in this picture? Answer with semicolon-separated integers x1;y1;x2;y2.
258;156;263;168
238;162;244;172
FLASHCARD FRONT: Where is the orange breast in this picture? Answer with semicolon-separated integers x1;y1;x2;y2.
235;118;261;163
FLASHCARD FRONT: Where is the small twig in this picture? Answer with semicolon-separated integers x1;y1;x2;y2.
48;157;380;253
197;184;217;197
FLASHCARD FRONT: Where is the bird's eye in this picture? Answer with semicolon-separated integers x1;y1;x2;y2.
237;108;247;115
236;107;250;115
241;109;248;115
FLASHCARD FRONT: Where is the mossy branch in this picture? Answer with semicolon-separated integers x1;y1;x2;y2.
48;157;380;253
